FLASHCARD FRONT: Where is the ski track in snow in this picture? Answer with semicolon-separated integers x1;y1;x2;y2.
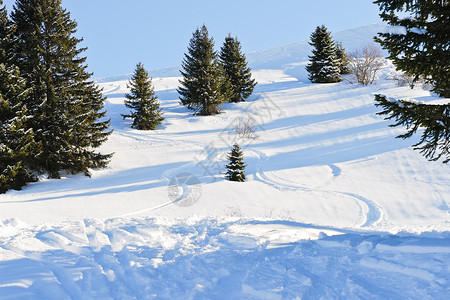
248;148;385;228
111;128;386;229
0;218;448;299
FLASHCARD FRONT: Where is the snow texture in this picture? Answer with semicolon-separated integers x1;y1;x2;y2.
0;218;449;299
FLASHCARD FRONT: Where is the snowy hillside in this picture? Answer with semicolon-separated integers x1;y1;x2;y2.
1;24;449;299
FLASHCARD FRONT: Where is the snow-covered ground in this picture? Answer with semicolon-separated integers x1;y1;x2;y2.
1;218;449;299
0;24;449;298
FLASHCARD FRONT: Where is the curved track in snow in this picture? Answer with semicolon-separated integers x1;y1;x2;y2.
113;128;386;228
247;148;385;228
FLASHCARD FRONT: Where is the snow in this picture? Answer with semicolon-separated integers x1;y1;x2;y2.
0;218;448;299
1;24;449;298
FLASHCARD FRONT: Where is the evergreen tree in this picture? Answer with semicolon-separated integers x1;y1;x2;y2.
306;25;342;83
373;1;450;164
11;0;112;178
219;34;256;103
336;42;350;75
0;64;38;193
374;0;450;98
178;25;227;115
0;0;14;65
0;0;37;193
375;94;450;163
225;143;247;182
122;62;164;130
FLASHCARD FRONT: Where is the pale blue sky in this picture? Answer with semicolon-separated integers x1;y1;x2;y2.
3;0;383;78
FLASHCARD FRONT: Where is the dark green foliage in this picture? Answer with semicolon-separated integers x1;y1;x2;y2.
0;64;38;193
11;0;112;179
122;62;164;130
0;1;37;193
374;0;450;97
306;25;342;83
219;34;256;103
0;162;36;193
225;143;246;182
375;94;450;163
178;25;227;115
336;42;350;75
0;0;14;64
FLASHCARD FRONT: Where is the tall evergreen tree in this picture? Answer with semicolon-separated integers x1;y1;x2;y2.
0;0;14;65
374;0;450;98
374;1;450;164
0;64;38;193
122;62;164;130
225;143;247;182
306;25;342;83
11;0;111;178
219;34;256;103
0;0;37;193
178;25;227;115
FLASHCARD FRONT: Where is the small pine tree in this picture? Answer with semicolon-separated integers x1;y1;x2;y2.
122;62;164;130
219;34;256;103
306;25;341;83
11;0;112;178
178;25;227;115
225;143;247;182
335;42;350;75
374;0;450;98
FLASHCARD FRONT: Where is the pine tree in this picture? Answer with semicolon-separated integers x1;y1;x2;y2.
306;25;342;83
373;1;450;164
0;64;38;193
178;25;227;115
225;143;247;182
0;0;14;65
375;94;450;163
336;42;350;75
122;62;164;130
0;0;37;193
11;0;112;178
219;34;256;103
374;0;450;98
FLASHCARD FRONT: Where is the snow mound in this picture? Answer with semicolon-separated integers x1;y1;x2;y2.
0;217;448;299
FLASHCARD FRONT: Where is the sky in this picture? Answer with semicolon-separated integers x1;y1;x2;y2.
3;0;384;78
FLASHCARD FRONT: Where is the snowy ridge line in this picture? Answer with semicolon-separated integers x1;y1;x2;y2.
248;148;386;228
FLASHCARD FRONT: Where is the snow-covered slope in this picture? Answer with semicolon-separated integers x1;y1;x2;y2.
4;67;447;231
0;23;449;299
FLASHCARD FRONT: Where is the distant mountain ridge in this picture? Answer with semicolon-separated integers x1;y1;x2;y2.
96;23;389;83
246;23;388;69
